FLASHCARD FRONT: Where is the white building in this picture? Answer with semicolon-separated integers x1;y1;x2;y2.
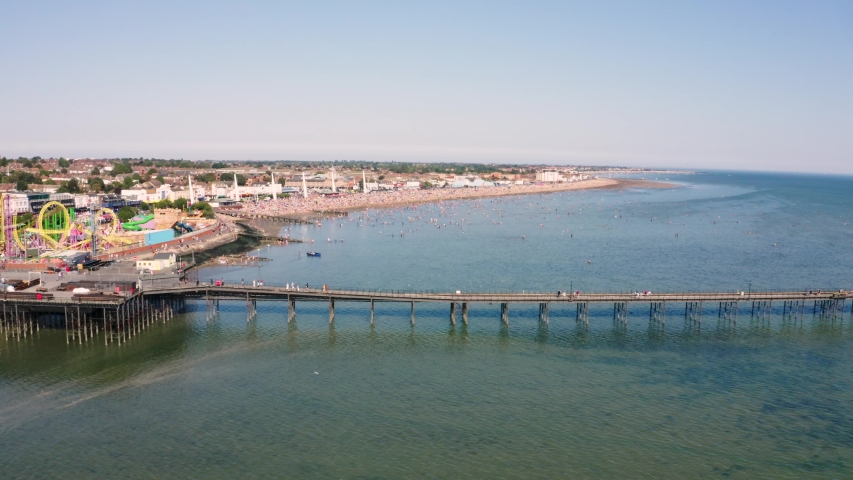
451;177;495;188
535;170;564;182
5;193;31;214
136;252;176;272
121;184;174;203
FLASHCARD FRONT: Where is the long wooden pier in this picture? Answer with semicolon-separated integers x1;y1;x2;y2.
1;286;849;347
145;285;852;326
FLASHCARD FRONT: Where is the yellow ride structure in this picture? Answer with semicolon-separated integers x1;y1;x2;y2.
1;196;135;259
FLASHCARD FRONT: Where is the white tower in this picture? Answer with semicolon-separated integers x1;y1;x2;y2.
187;175;194;208
330;166;337;193
302;173;308;198
233;173;239;200
362;170;367;192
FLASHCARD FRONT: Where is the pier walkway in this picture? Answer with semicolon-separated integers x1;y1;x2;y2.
2;285;849;347
144;285;852;326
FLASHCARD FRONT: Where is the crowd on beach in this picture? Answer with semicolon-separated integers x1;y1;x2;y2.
237;179;614;217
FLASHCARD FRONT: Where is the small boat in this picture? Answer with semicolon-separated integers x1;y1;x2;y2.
307;252;321;257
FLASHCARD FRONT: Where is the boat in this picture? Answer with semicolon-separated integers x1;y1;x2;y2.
307;252;321;257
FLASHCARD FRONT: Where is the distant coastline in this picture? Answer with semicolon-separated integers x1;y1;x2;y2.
231;177;676;239
333;178;677;212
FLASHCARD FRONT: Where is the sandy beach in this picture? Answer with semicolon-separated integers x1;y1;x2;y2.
236;177;676;221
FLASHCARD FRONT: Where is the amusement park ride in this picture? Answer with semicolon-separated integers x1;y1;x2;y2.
0;194;134;261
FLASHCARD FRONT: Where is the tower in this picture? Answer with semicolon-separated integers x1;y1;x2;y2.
302;173;308;198
187;175;194;208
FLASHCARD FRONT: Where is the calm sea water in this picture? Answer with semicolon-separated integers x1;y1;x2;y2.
1;171;852;478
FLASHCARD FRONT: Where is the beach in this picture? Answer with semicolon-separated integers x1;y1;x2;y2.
236;177;675;220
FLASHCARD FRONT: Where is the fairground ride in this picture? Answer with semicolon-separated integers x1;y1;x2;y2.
1;195;135;260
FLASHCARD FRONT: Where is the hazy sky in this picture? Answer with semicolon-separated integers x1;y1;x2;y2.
1;1;850;172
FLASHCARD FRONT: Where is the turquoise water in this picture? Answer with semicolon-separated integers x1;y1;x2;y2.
2;172;852;478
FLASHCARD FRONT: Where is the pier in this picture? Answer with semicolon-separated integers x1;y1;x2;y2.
1;285;850;347
151;285;851;327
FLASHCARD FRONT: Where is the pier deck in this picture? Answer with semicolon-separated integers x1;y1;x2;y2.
2;284;849;346
144;285;852;304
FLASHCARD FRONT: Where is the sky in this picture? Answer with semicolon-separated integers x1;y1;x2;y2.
1;1;851;173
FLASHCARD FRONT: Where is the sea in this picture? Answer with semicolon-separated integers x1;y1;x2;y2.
1;171;852;478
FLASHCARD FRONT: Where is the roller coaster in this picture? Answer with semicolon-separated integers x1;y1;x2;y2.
1;195;136;260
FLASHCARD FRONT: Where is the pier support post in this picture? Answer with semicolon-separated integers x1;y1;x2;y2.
462;303;469;325
329;298;335;324
538;303;549;323
370;299;375;325
450;302;456;325
288;296;296;323
613;302;628;325
500;303;509;324
576;303;589;324
411;302;415;326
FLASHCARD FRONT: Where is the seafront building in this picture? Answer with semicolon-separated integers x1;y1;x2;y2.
0;154;603;213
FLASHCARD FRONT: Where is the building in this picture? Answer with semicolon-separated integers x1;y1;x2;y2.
451;177;495;188
5;193;31;214
136;252;176;272
535;170;564;182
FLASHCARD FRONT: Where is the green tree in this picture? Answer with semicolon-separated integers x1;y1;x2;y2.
191;201;215;219
147;168;158;175
173;198;188;211
123;176;135;188
15;179;28;191
17;212;34;225
112;162;133;175
195;173;217;183
57;178;81;193
117;206;137;222
88;177;105;192
211;162;228;169
138;201;150;212
90;167;100;175
220;173;247;186
156;175;165;183
155;199;173;209
58;158;71;168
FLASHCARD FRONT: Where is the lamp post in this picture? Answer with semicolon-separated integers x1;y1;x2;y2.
748;281;752;296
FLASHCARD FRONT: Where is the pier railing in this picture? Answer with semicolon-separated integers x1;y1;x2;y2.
147;282;851;303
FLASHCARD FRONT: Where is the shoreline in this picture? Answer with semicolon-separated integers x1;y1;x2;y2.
268;177;676;221
204;177;677;259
